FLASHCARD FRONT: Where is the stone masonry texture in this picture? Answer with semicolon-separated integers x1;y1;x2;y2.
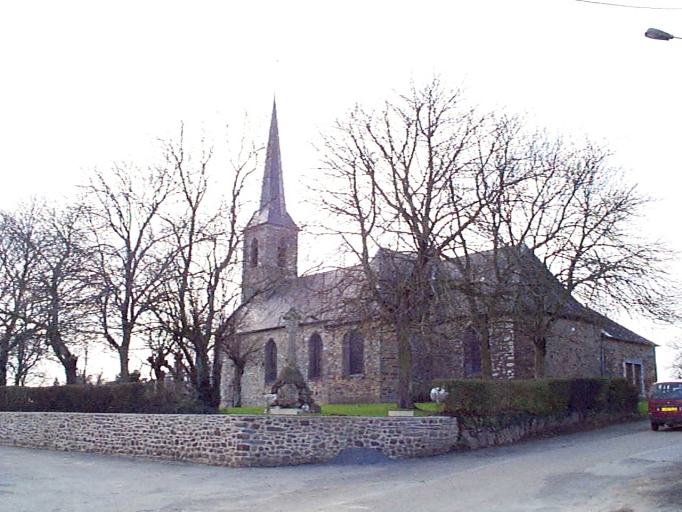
0;411;634;467
0;412;459;468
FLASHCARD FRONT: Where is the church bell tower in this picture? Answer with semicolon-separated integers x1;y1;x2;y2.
242;101;299;302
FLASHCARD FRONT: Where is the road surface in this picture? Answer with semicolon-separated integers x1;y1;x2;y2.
1;420;681;511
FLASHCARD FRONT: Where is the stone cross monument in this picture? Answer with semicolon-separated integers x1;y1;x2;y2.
269;307;320;412
283;307;300;367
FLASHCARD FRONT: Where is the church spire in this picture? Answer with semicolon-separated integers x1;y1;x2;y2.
247;100;298;230
242;100;299;302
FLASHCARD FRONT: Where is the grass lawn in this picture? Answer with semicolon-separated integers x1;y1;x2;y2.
221;402;442;417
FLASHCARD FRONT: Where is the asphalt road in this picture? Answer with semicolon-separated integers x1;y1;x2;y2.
2;420;682;512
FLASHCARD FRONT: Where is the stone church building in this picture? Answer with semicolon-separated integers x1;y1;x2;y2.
220;103;657;408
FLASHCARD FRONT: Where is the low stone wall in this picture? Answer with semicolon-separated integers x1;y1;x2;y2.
458;412;635;450
0;411;634;467
0;412;459;467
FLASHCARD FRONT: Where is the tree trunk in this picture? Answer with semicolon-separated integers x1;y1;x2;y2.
147;347;168;382
118;345;130;383
196;381;215;412
193;342;218;412
534;335;547;378
479;328;493;380
396;327;414;409
532;317;552;379
64;354;79;385
232;363;245;408
211;336;224;409
47;331;79;385
0;345;8;386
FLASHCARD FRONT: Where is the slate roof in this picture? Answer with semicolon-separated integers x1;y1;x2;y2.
238;266;366;333
446;247;656;347
238;247;655;347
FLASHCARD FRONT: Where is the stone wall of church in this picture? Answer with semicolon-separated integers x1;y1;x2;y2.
374;325;465;403
222;328;283;409
545;319;603;378
241;223;299;303
378;329;399;401
512;322;536;379
316;324;384;404
409;326;464;399
543;318;656;392
222;323;387;408
222;315;656;408
224;322;489;408
0;412;459;467
490;321;516;379
603;339;657;394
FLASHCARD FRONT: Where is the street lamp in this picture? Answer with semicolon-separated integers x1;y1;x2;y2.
645;28;680;41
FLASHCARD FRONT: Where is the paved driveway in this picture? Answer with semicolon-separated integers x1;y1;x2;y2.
2;420;682;511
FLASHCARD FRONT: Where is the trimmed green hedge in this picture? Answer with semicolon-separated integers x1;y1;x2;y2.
0;382;205;414
432;377;639;418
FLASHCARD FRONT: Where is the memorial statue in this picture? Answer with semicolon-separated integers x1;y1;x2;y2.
269;307;321;413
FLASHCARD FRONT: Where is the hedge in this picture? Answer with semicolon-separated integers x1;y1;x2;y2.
0;382;205;414
432;377;639;418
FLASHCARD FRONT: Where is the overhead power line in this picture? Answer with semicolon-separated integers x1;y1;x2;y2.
576;0;682;9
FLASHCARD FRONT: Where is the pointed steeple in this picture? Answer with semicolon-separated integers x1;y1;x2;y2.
242;100;299;303
247;101;298;230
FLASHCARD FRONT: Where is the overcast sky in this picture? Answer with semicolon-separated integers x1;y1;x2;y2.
2;0;681;379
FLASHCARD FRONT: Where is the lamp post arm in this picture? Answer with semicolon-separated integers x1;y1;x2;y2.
645;28;680;41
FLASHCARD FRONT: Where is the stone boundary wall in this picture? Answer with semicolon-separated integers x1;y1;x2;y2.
0;411;634;467
458;412;635;450
0;412;459;467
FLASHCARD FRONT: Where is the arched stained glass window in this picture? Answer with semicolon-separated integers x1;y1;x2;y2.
343;330;364;377
463;325;482;377
264;339;277;383
308;333;323;379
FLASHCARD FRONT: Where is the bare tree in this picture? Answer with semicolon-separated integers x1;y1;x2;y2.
27;203;97;384
317;79;501;407
7;329;48;385
318;79;678;403
490;141;679;377
0;205;44;386
144;329;176;381
81;163;175;382
0;200;112;386
150;129;258;410
669;340;682;380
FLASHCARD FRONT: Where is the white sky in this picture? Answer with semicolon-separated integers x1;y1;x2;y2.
2;0;681;380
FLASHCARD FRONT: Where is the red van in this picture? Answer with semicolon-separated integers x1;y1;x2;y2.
648;381;682;431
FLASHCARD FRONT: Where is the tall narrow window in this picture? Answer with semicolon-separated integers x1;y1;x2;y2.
343;330;364;377
250;238;259;268
308;333;323;379
624;360;643;394
463;325;482;377
277;239;286;268
264;339;277;383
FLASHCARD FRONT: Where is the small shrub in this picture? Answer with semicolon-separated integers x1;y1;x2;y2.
568;378;603;412
599;378;640;413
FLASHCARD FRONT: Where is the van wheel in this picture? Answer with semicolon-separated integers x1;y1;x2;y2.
651;422;661;431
